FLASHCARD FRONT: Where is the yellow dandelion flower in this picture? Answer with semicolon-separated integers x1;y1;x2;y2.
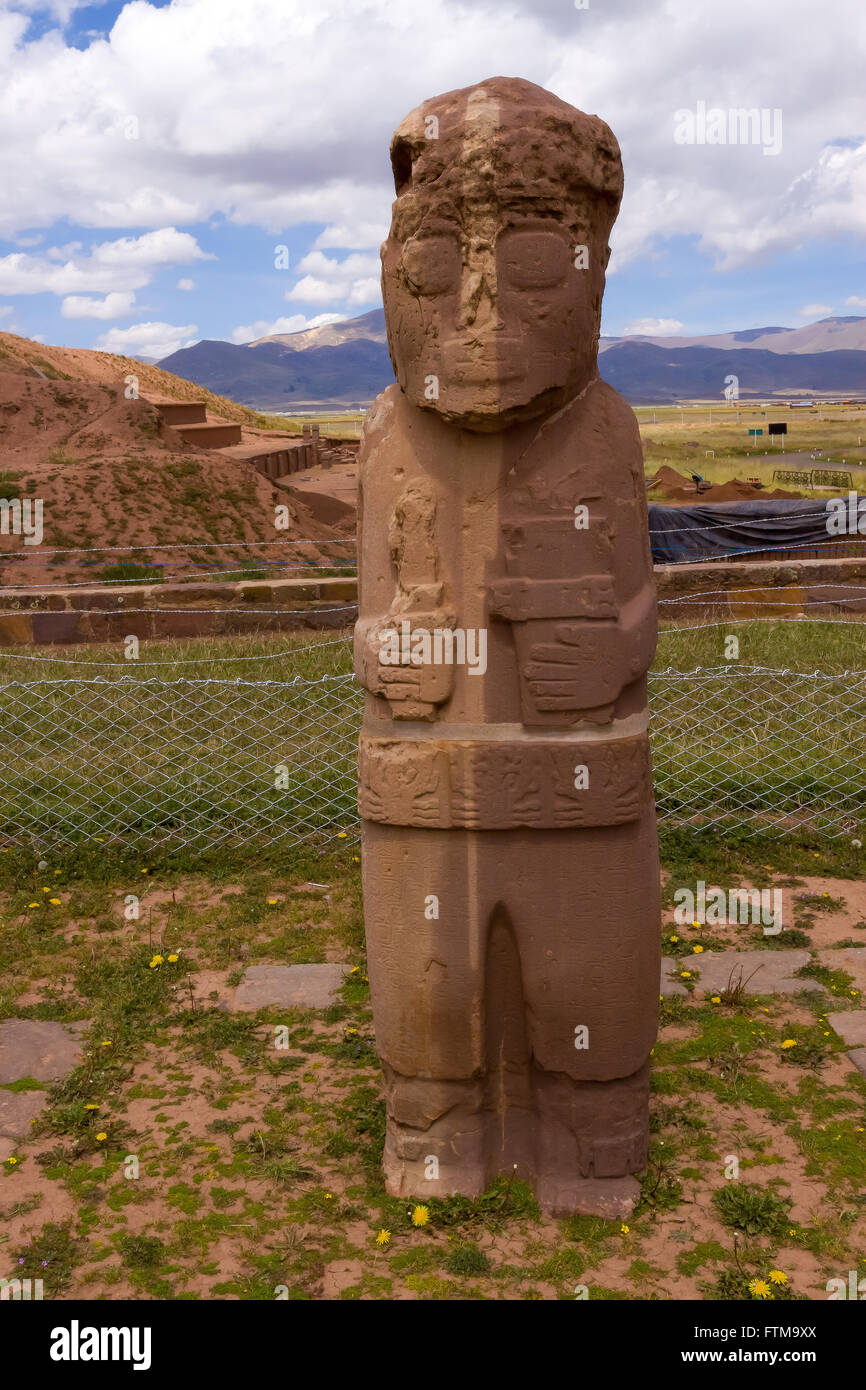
710;995;721;1004
54;869;61;874
337;832;347;838
749;1278;772;1299
788;1228;797;1236
84;1103;99;1111
375;1229;390;1247
669;935;679;943
96;1132;107;1142
680;971;692;979
49;897;61;905
94;836;105;842
692;944;704;954
149;955;164;968
350;966;360;974
781;1039;797;1049
100;1040;112;1047
620;1224;629;1235
324;1192;334;1200
352;856;360;863
769;1270;788;1285
267;897;278;904
27;902;39;908
346;1027;358;1035
167;953;179;963
411;1205;430;1227
42;887;49;893
7;1156;18;1165
692;920;701;929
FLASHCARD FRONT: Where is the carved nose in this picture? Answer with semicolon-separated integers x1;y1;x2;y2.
458;268;505;333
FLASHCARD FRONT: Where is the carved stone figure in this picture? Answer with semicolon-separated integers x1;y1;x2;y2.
354;76;660;1216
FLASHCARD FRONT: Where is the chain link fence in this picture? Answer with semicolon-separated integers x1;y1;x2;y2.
0;666;862;851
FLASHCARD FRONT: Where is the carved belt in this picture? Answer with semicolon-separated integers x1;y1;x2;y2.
358;730;651;829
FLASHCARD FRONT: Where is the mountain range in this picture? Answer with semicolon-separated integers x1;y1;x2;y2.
157;310;866;408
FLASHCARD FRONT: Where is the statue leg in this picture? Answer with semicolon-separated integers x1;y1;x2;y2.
509;815;660;1216
361;821;487;1199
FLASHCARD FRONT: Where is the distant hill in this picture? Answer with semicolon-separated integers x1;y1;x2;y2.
156;310;866;408
248;308;387;351
600;316;866;355
598;342;866;404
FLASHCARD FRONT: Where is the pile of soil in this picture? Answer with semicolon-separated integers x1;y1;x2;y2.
648;464;799;505
0;355;350;589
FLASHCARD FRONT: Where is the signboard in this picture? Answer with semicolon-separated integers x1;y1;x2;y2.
768;422;788;436
748;428;763;436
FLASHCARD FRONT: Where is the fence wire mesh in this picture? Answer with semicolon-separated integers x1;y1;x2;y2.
0;666;862;851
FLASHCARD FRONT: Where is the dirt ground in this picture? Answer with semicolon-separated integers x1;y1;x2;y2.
1;842;864;1302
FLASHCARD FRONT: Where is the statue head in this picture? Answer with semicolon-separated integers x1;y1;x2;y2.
381;76;623;433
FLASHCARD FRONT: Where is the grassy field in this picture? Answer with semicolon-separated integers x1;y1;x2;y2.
0;622;861;857
635;402;866;494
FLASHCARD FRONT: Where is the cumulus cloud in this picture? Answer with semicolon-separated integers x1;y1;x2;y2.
230;311;344;343
285;251;380;305
61;290;137;319
798;303;834;317
622;317;685;337
0;228;210;297
95;321;198;359
845;295;866;308
0;0;859;305
176;278;195;290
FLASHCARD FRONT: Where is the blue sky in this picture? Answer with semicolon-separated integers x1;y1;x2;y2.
0;0;863;358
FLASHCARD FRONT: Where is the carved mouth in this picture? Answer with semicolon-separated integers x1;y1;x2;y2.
442;342;524;384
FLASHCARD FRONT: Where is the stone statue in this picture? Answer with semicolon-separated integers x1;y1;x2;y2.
354;76;660;1217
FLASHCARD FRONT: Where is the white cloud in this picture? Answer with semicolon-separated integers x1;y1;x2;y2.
95;321;198;359
230;311;344;343
176;277;195;290
61;290;136;319
0;228;211;297
622;317;685;337
798;303;834;317
0;0;859;291
285;251;380;305
845;295;866;308
0;305;13;318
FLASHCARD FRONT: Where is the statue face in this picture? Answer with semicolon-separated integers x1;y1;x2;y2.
382;203;607;432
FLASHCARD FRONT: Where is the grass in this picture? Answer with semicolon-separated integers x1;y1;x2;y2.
0;824;863;1301
636;401;866;488
0;618;861;858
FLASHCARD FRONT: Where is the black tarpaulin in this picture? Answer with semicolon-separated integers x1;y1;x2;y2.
648;499;843;563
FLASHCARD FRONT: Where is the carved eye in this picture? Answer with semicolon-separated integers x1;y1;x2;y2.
400;236;461;295
498;231;570;290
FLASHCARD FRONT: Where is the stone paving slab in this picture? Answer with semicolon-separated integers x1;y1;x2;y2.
0;1018;87;1084
661;948;822;997
846;1047;866;1077
0;1089;49;1156
829;1011;866;1048
817;947;866;991
232;963;349;1012
660;958;688;997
